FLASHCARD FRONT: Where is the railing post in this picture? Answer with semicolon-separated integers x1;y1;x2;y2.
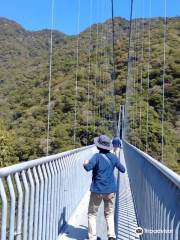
15;173;23;240
0;179;7;240
7;175;16;240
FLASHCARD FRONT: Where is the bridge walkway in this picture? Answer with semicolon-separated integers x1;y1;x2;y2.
58;150;140;240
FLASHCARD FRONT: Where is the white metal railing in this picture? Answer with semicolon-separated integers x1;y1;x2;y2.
123;140;180;240
0;145;97;240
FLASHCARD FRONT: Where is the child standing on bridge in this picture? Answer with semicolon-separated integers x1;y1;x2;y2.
112;136;122;157
83;135;125;240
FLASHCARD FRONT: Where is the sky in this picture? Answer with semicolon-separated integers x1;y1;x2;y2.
0;0;179;35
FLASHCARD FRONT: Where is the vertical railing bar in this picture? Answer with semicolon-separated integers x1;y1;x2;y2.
58;158;64;232
15;173;23;240
165;205;169;240
75;153;80;203
37;165;44;240
33;167;40;240
71;154;76;208
166;209;170;240
71;153;77;214
7;175;16;240
52;160;58;239
171;211;174;240
65;156;70;220
149;184;153;240
146;179;150;240
45;163;51;240
42;164;48;240
49;161;55;239
27;169;35;240
0;178;8;240
157;194;161;240
154;192;157;235
67;155;73;216
73;154;78;205
174;208;179;240
159;200;163;240
151;186;155;239
62;157;67;226
22;170;30;240
55;160;61;236
55;160;59;238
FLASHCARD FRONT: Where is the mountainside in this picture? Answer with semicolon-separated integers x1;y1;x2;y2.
0;17;179;172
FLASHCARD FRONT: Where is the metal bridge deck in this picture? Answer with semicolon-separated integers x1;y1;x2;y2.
58;151;140;240
115;151;140;240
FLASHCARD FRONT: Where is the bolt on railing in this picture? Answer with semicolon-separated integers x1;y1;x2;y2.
123;140;180;240
0;145;97;240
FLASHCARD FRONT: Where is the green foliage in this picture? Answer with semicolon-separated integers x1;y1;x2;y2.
0;17;179;174
0;120;18;166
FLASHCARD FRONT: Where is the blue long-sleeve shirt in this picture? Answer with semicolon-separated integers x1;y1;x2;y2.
84;152;125;193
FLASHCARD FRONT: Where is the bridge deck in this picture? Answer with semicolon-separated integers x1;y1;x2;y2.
58;151;140;240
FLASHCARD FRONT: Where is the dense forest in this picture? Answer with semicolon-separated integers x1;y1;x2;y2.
0;17;179;172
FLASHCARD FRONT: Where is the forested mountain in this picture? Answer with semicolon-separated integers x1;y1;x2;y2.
0;17;179;172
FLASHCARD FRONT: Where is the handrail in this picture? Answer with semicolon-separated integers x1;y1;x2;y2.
0;145;97;240
0;145;94;177
123;140;180;240
124;141;180;188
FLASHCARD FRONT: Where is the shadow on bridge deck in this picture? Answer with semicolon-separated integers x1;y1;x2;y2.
58;151;139;240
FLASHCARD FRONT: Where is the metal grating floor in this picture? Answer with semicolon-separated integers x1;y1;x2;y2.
115;150;140;240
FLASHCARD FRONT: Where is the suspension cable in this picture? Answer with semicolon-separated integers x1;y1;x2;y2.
146;0;152;153
104;0;110;126
101;0;108;124
124;0;134;140
74;0;81;147
100;9;104;123
162;0;167;162
133;18;138;147
98;1;103;120
136;17;140;147
46;0;55;156
104;19;109;125
139;0;144;141
106;0;113;123
111;0;117;136
86;0;93;144
132;21;135;139
135;17;140;147
94;0;100;132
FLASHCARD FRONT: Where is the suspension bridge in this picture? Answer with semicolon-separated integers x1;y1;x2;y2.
0;0;180;240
